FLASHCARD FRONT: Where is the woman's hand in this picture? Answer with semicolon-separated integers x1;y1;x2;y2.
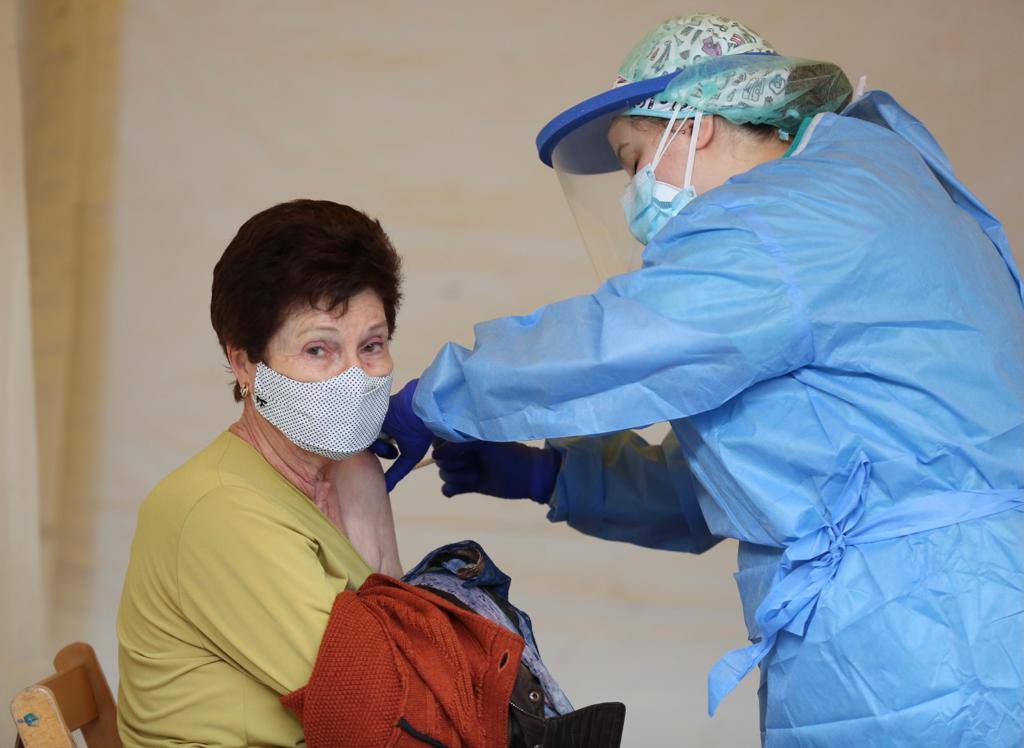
326;450;402;577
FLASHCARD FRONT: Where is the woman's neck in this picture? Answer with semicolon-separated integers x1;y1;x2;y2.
229;400;330;501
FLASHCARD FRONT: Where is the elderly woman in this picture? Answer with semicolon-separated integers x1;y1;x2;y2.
116;200;404;746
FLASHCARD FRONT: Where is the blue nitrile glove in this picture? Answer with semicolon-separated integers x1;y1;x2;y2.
432;440;562;502
370;379;434;492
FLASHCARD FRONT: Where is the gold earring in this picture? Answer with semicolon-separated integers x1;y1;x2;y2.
239;383;250;399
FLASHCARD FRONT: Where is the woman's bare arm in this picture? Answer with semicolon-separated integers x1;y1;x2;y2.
325;450;402;577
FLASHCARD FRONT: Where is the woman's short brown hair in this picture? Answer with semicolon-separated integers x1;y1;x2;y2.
211;199;403;401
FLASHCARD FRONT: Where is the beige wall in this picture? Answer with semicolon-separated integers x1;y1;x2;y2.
10;1;1023;744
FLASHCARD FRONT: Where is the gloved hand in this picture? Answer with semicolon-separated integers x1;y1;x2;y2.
432;440;562;502
370;379;435;492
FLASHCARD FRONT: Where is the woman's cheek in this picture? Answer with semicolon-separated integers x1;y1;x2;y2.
365;351;394;377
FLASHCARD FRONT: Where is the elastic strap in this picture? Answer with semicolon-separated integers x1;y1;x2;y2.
651;107;684;168
854;74;868;100
683;110;704;190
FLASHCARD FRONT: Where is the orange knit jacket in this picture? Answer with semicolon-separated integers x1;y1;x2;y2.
281;573;525;748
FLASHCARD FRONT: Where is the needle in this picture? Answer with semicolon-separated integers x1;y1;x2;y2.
377;434;436;472
413;455;435;471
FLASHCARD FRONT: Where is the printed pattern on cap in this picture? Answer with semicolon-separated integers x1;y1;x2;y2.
615;13;775;115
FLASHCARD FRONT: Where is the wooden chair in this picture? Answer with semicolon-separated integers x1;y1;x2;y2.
9;642;121;748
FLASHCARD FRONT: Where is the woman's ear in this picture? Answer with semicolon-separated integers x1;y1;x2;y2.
693;114;716;151
226;345;256;389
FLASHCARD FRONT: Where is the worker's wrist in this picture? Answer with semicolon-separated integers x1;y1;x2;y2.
528;448;562;504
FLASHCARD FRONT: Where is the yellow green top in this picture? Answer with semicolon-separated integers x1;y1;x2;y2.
116;431;372;747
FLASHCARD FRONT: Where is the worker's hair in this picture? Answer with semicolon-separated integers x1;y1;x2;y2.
210;199;403;401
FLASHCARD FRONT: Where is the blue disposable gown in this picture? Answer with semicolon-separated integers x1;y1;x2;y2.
413;92;1024;746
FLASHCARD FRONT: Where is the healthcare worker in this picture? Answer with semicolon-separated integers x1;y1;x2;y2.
375;14;1024;746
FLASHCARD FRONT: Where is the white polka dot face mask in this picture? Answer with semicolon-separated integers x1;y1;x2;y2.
252;362;394;461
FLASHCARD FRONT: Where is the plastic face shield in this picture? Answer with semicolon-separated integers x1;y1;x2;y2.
551;112;644;280
537;72;680;282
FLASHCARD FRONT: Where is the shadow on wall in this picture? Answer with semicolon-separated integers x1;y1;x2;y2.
20;0;123;643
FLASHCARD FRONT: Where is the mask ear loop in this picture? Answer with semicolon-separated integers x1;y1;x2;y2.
683;109;703;192
650;106;687;171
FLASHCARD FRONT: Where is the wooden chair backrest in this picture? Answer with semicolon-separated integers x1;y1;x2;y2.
10;642;121;748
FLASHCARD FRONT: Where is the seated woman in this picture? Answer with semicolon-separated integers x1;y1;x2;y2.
118;199;625;748
116;199;404;746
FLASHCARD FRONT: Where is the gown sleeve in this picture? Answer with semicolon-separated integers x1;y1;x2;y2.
413;202;814;442
546;428;721;553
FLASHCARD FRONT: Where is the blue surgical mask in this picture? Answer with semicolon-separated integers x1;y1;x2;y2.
620;109;703;245
620;167;697;245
